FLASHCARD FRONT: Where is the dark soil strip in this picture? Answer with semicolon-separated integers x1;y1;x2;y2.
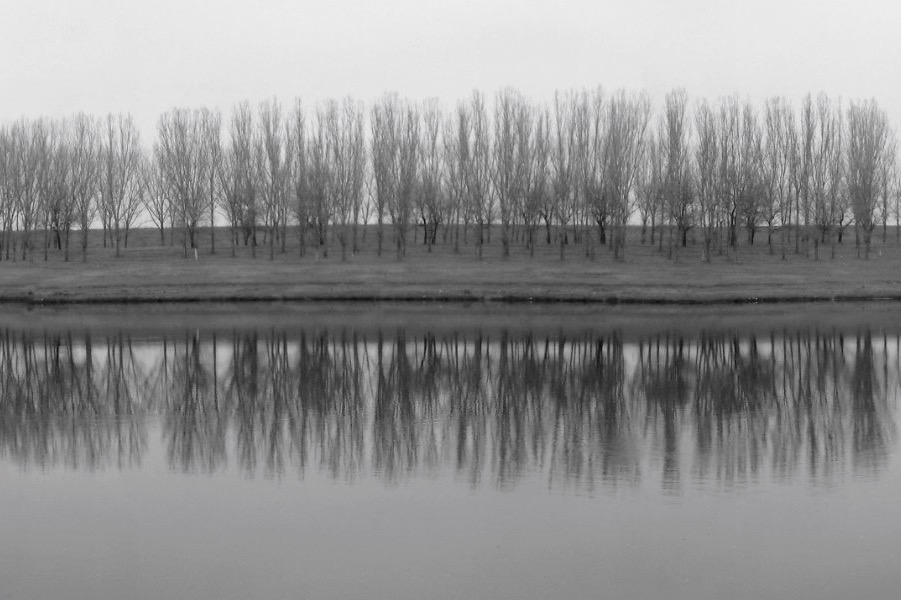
6;291;901;306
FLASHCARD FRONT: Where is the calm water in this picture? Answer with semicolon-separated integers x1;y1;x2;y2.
2;306;901;599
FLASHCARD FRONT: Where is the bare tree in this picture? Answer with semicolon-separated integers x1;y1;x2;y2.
202;110;222;254
366;98;419;259
780;102;800;256
218;143;241;257
792;95;815;253
326;100;349;258
847;99;891;259
9;119;45;261
307;107;331;257
604;90;652;259
290;99;309;256
635;130;662;247
467;92;491;258
694;100;718;261
570;92;591;253
155;109;210;256
878;129;896;246
220;102;258;256
359;168;375;246
492;88;525;257
442;105;469;253
326;97;366;261
371;94;399;257
419;99;443;252
550;92;576;261
517;100;543;256
257;99;289;260
143;153;171;245
43;121;73;260
33;120;58;262
661;92;692;257
762;98;791;256
825;109;848;256
581;89;608;255
391;101;420;259
0;125;14;259
808;94;843;259
891;163;901;243
718;97;760;258
346;101;367;255
737;102;763;247
68;114;100;262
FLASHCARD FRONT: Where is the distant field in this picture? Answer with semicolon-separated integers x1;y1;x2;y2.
2;224;901;304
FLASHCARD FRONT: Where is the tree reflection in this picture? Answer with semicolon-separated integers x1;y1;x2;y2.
0;331;146;470
0;324;895;490
162;332;226;473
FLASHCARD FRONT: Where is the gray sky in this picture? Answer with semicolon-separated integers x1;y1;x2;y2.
2;0;900;139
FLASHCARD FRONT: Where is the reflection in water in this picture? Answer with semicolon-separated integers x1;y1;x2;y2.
0;327;896;490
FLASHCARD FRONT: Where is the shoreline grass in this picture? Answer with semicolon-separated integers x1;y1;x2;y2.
4;301;901;338
3;225;901;305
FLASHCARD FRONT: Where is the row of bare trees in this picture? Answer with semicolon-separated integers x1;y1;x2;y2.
0;114;144;261
0;89;897;262
641;92;897;261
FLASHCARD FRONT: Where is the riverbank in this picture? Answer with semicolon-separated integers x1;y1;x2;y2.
1;235;900;305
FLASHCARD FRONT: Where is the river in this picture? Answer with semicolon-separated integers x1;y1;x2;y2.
1;303;899;599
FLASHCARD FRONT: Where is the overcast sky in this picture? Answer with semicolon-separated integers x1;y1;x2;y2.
1;0;899;140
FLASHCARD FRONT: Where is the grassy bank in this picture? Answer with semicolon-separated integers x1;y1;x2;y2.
2;225;901;304
4;301;901;338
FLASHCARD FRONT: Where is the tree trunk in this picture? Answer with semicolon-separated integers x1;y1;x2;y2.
377;218;383;257
558;227;565;261
476;222;483;260
82;227;89;262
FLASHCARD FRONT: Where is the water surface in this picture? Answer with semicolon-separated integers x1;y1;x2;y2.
2;305;900;599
